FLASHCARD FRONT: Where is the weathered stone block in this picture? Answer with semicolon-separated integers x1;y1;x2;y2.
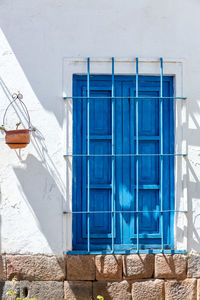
6;255;66;281
155;254;187;279
0;281;20;300
0;281;64;300
123;254;154;279
0;255;6;281
188;254;200;278
20;281;64;300
93;280;131;300
132;279;164;300
197;279;200;300
95;255;122;281
64;281;92;300
165;279;197;300
67;255;95;280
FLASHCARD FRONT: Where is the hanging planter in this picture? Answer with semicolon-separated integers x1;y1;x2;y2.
5;128;30;149
0;92;33;149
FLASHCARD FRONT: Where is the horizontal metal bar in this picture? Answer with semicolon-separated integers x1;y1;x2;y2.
63;210;187;214
63;96;187;100
64;153;187;157
86;184;160;189
63;57;184;63
87;136;159;141
65;249;187;255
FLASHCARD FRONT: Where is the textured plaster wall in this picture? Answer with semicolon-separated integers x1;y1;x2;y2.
0;0;199;254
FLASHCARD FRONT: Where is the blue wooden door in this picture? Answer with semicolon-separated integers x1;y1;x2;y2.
73;75;174;251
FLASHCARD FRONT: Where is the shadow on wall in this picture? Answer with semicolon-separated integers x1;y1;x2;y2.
186;100;200;252
0;15;65;126
187;160;200;251
12;128;66;253
0;27;67;254
178;99;200;252
0;187;1;254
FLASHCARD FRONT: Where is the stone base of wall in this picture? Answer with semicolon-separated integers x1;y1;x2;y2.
0;253;200;299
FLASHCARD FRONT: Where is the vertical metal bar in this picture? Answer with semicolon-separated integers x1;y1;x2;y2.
136;58;139;253
160;57;164;252
111;57;115;253
87;57;90;253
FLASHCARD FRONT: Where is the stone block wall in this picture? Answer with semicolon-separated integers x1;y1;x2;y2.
0;253;200;299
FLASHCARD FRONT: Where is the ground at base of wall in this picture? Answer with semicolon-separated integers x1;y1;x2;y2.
0;253;200;299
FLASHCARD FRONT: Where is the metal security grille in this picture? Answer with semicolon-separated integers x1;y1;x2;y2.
63;57;187;255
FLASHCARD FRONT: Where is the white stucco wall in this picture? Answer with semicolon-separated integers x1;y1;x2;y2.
0;0;199;254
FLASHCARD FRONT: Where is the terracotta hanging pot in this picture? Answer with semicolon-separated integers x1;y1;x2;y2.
5;129;30;149
1;93;32;149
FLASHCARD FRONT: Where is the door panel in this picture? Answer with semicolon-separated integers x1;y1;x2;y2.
90;90;112;135
90;141;111;184
138;92;159;136
138;190;159;234
138;141;159;184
